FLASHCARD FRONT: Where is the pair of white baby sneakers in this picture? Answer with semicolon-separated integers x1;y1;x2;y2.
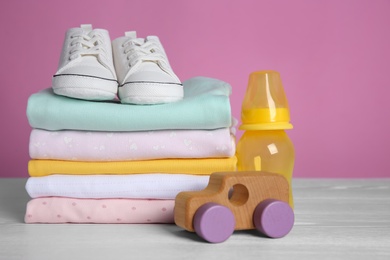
52;24;183;105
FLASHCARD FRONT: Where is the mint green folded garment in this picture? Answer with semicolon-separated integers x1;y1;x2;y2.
27;77;232;131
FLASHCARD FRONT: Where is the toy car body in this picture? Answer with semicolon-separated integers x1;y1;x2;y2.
174;171;294;243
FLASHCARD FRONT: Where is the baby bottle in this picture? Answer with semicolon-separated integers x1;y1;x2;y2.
236;71;295;207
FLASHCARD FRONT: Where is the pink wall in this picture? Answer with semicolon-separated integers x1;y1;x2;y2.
1;0;389;178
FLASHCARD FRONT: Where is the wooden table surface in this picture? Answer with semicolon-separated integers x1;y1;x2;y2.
0;178;389;260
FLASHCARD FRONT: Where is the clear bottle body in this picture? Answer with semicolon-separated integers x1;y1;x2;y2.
236;130;295;207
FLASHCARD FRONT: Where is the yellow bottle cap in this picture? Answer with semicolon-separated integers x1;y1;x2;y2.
240;70;293;130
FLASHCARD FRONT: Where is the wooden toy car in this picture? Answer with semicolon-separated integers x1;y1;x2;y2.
174;171;294;243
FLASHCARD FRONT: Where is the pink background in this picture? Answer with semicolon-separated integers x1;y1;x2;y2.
1;0;389;178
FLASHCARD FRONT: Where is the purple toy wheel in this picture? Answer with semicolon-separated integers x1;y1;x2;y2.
193;202;235;243
253;199;294;238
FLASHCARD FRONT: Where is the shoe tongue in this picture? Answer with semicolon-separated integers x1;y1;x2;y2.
124;32;145;46
80;24;93;33
125;31;137;39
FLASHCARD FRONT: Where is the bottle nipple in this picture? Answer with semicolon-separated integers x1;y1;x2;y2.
240;70;293;130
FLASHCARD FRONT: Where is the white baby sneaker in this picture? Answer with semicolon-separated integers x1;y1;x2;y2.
112;31;183;104
52;24;118;101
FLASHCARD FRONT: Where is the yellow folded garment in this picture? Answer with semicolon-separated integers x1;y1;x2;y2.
28;157;237;177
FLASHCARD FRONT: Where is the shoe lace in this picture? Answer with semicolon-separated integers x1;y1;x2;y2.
122;38;167;68
69;33;108;60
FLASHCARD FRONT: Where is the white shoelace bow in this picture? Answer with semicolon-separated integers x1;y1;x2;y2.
122;38;168;68
69;33;108;60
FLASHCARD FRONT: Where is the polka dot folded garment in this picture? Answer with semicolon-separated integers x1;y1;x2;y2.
25;197;175;224
25;76;237;224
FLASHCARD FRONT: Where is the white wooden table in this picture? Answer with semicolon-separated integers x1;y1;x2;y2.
0;178;389;260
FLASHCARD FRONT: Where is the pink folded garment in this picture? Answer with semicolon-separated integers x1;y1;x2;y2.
25;197;174;224
29;128;236;161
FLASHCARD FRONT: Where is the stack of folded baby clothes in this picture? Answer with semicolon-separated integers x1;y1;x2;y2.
24;25;237;224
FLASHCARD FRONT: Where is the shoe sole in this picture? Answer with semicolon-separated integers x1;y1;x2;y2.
52;74;118;101
119;82;184;105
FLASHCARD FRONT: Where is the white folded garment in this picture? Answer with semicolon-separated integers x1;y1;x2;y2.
26;174;209;199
